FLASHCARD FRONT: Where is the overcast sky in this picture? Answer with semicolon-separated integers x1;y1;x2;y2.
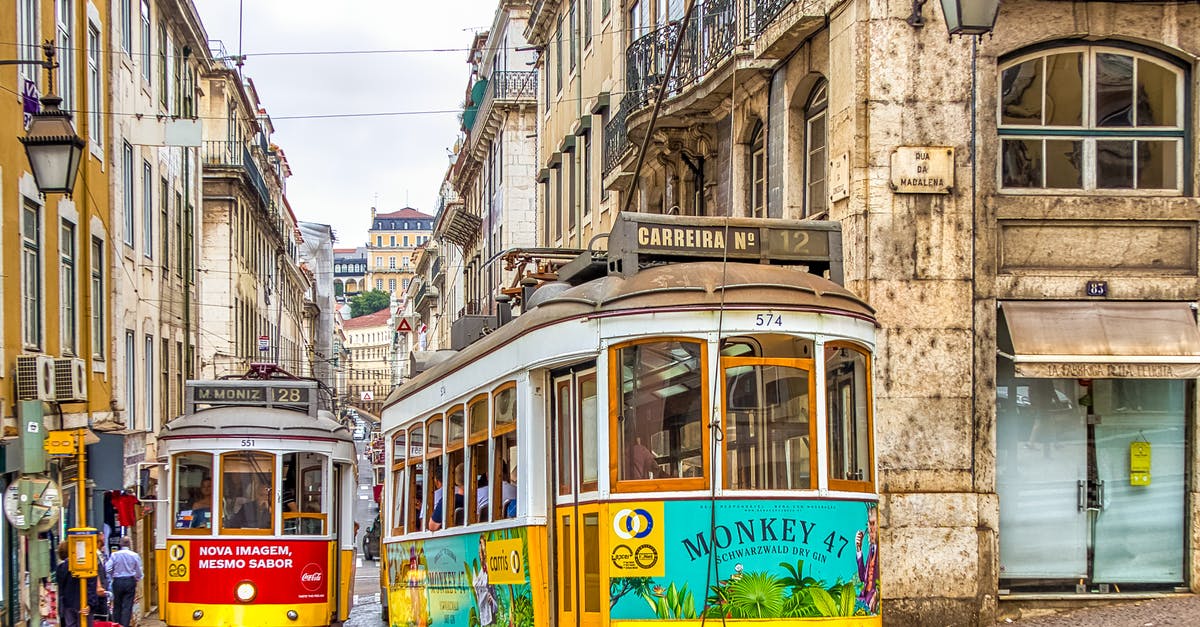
195;0;498;247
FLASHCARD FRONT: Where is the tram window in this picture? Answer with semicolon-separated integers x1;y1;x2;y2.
556;379;574;496
220;451;275;533
468;440;489;523
723;362;813;490
580;374;598;491
444;407;466;530
391;432;407;533
173;453;213;531
492;432;517;520
614;339;706;487
425;417;444;530
282;452;327;535
826;345;872;489
407;424;424;534
468;395;488;440
494;385;515;429
582;512;601;612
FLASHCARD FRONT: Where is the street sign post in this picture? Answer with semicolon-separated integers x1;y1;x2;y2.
258;335;270;352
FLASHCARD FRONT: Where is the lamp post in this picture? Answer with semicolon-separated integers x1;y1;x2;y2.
938;0;1001;36
15;43;86;195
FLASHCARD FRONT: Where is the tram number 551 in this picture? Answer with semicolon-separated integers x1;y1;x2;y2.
755;313;783;327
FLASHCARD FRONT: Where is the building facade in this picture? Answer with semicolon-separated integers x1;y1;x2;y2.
197;49;309;380
343;307;395;420
334;246;368;299
522;0;1200;623
365;207;434;302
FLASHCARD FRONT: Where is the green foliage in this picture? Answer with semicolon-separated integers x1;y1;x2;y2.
698;560;864;620
642;582;698;619
726;572;786;618
611;577;655;609
349;289;391;317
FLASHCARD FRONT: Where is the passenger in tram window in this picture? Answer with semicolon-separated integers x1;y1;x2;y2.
189;478;213;528
428;464;465;531
229;483;272;529
476;461;516;519
504;464;517;518
626;435;658;480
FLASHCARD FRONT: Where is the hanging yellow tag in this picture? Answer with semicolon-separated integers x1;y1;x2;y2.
1130;441;1151;486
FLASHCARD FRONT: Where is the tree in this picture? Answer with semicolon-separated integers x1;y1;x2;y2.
349;289;391;317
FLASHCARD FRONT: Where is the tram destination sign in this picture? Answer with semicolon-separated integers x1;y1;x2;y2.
607;212;843;284
186;380;318;417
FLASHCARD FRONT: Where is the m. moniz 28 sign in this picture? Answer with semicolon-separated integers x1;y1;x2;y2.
607;212;843;283
185;380;318;416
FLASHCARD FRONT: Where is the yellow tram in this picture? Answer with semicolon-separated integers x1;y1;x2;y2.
380;215;881;626
155;366;358;626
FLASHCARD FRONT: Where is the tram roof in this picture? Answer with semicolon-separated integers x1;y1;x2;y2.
160;406;354;442
385;261;873;409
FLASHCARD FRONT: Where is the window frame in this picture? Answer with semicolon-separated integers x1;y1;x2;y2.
749;122;766;218
143;160;153;257
608;337;709;493
217;450;277;536
804;82;828;217
21;200;42;350
720;355;818;492
140;0;151;82
61;220;77;355
996;43;1188;195
91;237;105;360
824;341;875;493
171;451;214;535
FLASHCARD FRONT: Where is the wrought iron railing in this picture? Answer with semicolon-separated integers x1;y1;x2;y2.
468;71;538;151
201;140;270;206
602;103;631;176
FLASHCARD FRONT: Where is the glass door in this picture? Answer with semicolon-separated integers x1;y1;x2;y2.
997;378;1089;579
553;368;602;627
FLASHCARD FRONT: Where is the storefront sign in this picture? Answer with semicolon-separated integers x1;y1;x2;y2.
890;147;954;194
1016;362;1200;379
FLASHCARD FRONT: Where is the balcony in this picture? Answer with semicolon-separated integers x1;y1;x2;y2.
414;284;439;312
431;256;444;284
202;140;270;206
466;71;538;159
609;0;829;173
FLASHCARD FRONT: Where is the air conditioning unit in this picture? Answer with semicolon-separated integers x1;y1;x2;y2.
15;354;56;402
54;358;88;402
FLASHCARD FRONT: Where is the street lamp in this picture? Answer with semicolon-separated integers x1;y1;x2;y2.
938;0;1001;35
1;43;85;195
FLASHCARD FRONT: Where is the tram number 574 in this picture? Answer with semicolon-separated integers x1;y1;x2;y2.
755;313;783;327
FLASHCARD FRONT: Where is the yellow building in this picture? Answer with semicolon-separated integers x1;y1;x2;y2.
366;207;434;303
2;0;115;619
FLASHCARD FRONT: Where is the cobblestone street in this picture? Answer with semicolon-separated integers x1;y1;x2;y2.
1001;595;1200;626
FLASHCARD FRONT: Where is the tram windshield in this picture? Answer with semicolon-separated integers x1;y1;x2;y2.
282;452;327;535
221;451;275;532
173;453;214;531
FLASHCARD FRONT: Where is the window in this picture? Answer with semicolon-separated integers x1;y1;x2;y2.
569;1;577;71
56;0;74;111
140;0;151;82
172;45;182;115
175;191;183;277
158;22;168;106
388;279;396;293
602;0;610;18
492;384;517;520
389;256;396;269
424;417;446;530
123;142;134;245
805;82;828;216
390;235;396;246
220;451;275;533
376;279;383;291
443;407;466;530
145;334;155;431
584;0;592;47
406;425;424;533
613;339;706;489
582;132;592;217
172;453;213;532
721;337;815;490
567;147;577;231
554;167;563;240
403;235;410;247
161;178;170;268
749;123;766;218
91;238;104;359
22;201;41;348
120;0;132;52
376;235;383;246
88;24;102;145
282;452;327;535
391;433;408;533
402;278;410;290
999;45;1184;191
143;161;153;257
17;0;39;84
61;221;77;354
125;331;137;428
827;344;873;490
555;19;563;93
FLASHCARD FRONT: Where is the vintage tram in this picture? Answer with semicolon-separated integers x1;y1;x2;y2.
155;366;358;626
379;214;881;626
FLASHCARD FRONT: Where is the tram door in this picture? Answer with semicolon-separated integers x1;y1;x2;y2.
552;368;602;627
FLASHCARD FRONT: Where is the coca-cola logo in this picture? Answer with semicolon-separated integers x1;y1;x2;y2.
299;563;324;592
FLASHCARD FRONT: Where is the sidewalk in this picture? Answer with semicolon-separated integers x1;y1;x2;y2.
139;610;167;627
1001;594;1200;626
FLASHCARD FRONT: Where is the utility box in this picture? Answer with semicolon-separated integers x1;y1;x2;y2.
67;528;99;577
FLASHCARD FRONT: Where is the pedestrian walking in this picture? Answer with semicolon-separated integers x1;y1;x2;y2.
54;541;103;627
105;537;142;627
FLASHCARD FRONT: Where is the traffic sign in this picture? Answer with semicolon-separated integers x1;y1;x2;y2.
397;318;412;333
360;391;374;401
258;335;270;352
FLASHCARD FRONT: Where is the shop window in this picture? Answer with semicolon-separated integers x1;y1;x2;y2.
998;45;1184;192
172;452;213;532
826;344;873;491
220;451;275;533
612;339;707;490
282;452;327;535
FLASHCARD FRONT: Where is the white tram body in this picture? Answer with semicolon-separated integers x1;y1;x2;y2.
380;251;881;626
155;377;359;627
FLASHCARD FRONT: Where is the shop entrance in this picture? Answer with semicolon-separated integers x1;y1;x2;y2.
997;375;1187;588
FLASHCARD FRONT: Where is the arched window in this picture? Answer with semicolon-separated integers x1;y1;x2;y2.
749;122;766;218
805;82;828;216
998;44;1185;192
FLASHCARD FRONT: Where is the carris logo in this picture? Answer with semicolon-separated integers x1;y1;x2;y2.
300;563;324;591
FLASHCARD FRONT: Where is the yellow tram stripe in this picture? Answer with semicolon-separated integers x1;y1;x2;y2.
163;602;330;627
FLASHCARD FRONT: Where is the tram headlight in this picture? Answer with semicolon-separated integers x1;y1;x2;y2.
192;610;204;620
235;581;257;603
287;610;299;621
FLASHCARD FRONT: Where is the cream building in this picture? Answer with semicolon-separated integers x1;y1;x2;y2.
343;307;395;420
366;207;434;302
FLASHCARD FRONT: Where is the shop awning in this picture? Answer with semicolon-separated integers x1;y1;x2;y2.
999;301;1200;379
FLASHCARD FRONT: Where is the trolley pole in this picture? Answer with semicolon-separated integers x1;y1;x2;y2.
76;428;89;624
